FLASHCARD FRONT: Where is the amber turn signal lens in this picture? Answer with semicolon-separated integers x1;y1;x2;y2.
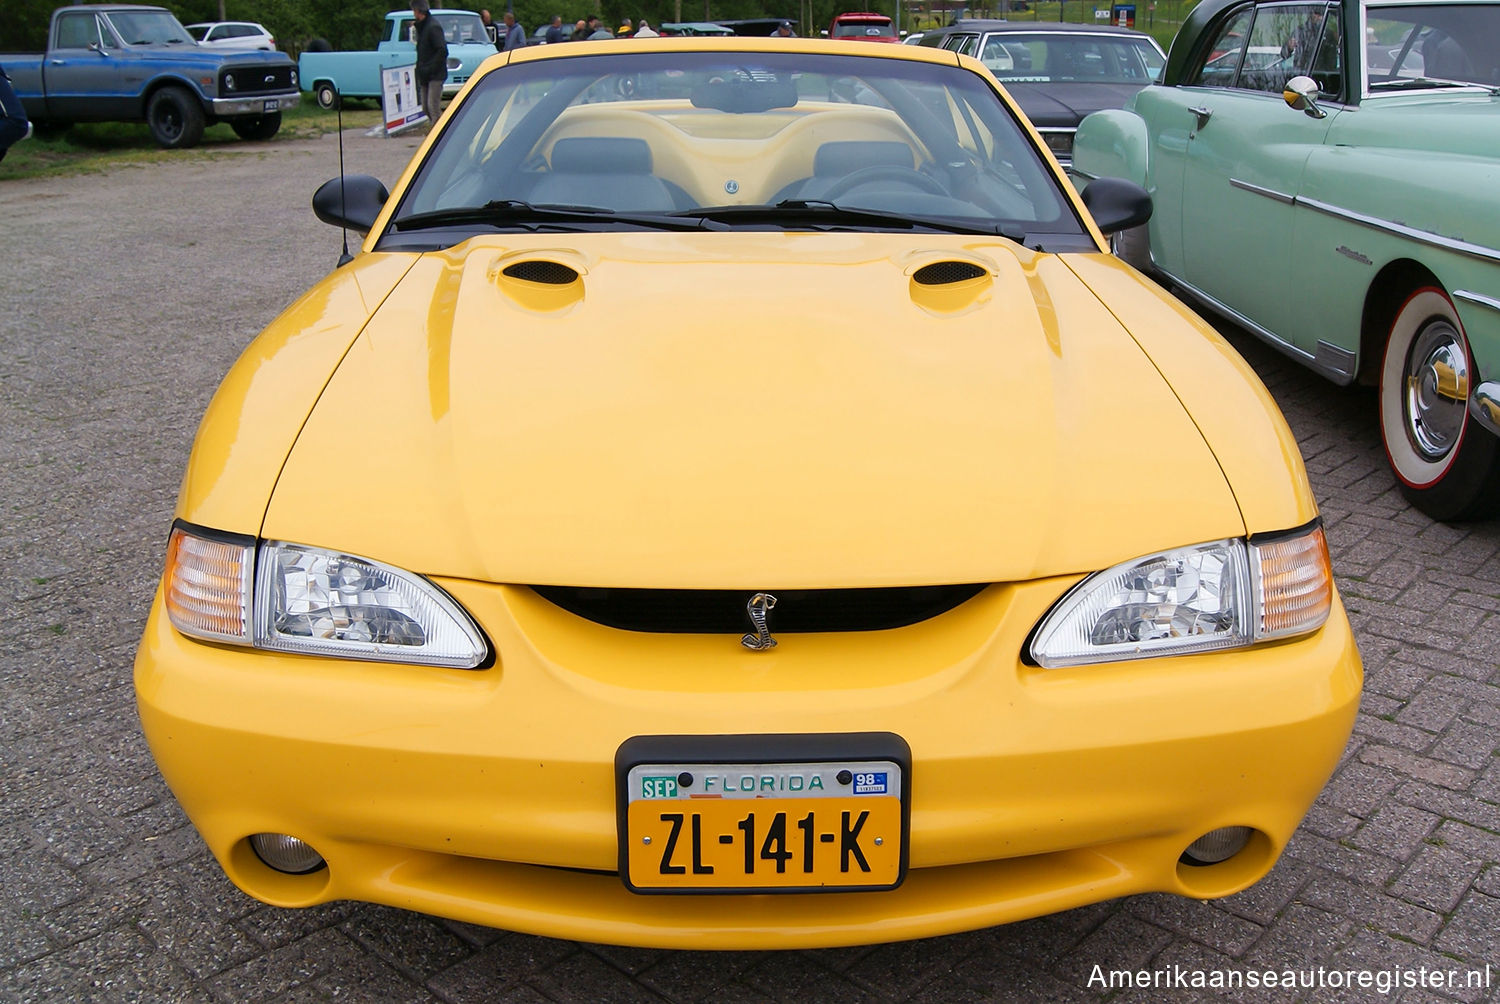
1252;526;1332;641
163;526;253;643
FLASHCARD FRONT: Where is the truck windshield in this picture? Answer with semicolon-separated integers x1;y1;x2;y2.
106;10;195;45
434;12;490;45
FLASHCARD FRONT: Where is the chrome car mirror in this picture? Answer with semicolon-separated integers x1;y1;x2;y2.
1283;75;1326;119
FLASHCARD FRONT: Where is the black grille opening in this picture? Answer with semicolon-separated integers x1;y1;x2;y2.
503;261;580;285
222;65;295;96
913;261;987;285
531;584;988;634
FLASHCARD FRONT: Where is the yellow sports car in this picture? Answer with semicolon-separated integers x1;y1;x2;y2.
134;37;1361;949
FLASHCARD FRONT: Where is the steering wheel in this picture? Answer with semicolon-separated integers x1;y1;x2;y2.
818;165;949;201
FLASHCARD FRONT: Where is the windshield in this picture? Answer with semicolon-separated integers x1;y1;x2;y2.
384;50;1085;249
105;10;194;45
833;20;898;38
434;12;491;45
1366;3;1500;88
982;33;1165;82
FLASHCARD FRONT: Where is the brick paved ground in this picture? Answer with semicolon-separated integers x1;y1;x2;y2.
1;131;1495;1003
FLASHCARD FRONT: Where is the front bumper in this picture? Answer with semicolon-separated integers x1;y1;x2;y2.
135;576;1361;949
210;91;301;116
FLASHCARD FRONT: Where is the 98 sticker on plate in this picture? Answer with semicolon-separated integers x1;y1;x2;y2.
622;758;905;893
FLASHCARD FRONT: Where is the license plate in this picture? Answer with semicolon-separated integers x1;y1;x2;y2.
263;99;279;112
617;734;910;894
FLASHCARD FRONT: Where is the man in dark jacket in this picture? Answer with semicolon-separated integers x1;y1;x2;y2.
0;64;31;163
411;0;448;126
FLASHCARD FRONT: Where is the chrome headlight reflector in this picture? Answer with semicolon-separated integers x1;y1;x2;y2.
163;524;486;668
1030;523;1331;668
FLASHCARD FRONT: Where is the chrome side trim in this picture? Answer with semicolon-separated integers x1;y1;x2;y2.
1154;268;1359;385
1296;197;1500;266
1314;341;1357;381
1228;183;1500;266
1471;381;1500;438
1230;178;1295;205
1455;289;1500;315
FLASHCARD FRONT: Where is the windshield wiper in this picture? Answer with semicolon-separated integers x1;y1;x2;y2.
1369;76;1485;91
393;199;727;233
668;200;1027;241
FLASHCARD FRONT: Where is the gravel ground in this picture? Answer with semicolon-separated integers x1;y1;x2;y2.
1;129;1497;1003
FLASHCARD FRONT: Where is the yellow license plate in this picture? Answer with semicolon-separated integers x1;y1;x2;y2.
619;744;908;894
626;795;902;891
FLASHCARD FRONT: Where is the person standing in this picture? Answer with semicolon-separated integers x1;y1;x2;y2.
634;19;658;36
411;0;447;127
0;65;31;163
479;8;501;47
570;18;590;40
501;11;528;50
545;15;567;43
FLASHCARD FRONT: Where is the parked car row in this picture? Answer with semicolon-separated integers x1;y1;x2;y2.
1073;0;1500;519
918;21;1166;165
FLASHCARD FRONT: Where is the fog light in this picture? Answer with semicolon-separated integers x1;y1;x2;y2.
250;833;326;874
1182;826;1253;865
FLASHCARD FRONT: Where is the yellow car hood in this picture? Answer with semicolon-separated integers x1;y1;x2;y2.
262;233;1244;588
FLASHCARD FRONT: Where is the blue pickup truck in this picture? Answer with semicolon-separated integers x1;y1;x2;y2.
3;5;300;149
299;9;497;110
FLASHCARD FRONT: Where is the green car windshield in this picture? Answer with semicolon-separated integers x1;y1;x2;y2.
1365;3;1500;89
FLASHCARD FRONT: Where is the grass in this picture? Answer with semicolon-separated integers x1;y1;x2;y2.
0;98;384;181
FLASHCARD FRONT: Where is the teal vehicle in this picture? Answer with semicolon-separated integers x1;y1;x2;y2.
299;9;495;109
1073;0;1500;519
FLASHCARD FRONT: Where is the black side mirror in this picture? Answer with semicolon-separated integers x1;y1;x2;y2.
1079;176;1152;235
312;174;390;234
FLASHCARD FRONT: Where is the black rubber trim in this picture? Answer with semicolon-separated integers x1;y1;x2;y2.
1246;515;1323;546
615;733;911;896
170;517;255;548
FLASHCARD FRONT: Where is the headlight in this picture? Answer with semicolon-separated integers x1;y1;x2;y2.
223;74;236;92
163;524;487;668
447;56;461;70
290;69;298;88
1029;522;1331;668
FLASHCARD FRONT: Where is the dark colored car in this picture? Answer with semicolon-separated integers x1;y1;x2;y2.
919;21;1164;165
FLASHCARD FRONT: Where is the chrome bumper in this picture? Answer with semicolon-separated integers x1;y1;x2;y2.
211;92;301;116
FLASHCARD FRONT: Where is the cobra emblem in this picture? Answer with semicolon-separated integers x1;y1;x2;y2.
740;592;778;651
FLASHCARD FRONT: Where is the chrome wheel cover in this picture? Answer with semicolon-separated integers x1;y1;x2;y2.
1403;320;1469;460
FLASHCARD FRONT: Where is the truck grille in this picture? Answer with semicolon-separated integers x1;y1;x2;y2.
220;65;296;96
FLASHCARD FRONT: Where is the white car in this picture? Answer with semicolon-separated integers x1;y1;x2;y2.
186;21;277;51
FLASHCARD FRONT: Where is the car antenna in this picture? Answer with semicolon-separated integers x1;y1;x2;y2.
335;83;354;267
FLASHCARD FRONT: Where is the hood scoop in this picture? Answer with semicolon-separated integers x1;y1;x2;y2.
492;254;586;312
912;260;988;285
907;257;994;314
503;260;580;284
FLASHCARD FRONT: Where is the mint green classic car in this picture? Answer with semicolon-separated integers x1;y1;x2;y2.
1072;0;1500;520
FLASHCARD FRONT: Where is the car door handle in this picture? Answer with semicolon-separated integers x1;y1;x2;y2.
1188;105;1213;129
